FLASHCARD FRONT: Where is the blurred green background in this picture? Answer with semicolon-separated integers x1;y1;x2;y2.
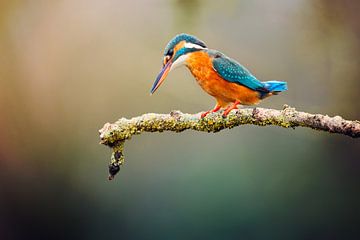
1;0;360;239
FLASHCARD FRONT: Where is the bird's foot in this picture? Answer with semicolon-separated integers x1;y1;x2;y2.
222;112;231;118
222;101;240;118
201;111;211;118
201;104;222;118
222;108;237;118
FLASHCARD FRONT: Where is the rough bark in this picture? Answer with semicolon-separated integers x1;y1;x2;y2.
99;105;360;180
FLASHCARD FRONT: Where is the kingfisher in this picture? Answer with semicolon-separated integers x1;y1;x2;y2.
150;33;287;118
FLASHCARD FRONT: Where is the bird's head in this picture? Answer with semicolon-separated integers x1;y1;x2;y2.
150;33;207;94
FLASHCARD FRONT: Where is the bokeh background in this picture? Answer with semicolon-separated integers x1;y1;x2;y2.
1;0;360;239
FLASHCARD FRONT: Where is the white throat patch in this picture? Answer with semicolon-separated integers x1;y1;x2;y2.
170;54;189;71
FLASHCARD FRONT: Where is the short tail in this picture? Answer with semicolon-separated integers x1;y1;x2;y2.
263;80;288;92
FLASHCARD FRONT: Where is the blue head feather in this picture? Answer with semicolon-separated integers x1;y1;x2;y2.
163;33;207;56
172;47;200;62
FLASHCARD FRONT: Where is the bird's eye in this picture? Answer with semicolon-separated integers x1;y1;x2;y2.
167;49;174;57
163;49;174;66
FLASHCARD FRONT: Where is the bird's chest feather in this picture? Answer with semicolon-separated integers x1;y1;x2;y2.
185;51;261;105
186;52;221;95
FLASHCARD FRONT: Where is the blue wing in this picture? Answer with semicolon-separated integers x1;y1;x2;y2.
210;51;267;91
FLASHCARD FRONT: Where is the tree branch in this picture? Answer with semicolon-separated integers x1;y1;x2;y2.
99;105;360;180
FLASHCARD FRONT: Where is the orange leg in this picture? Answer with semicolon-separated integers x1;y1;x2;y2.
222;101;240;118
201;104;222;118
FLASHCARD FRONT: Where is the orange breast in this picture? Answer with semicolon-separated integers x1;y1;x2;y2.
186;51;261;106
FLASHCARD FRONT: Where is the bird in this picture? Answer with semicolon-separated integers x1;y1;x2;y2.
150;33;287;118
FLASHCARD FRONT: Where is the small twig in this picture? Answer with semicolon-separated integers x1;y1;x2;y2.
99;105;360;180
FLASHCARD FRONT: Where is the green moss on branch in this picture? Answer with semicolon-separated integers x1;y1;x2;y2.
99;105;360;180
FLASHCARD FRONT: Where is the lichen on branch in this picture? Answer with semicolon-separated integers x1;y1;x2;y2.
99;105;360;180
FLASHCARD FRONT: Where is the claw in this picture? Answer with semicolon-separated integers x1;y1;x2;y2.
201;111;210;118
222;101;240;118
201;104;222;118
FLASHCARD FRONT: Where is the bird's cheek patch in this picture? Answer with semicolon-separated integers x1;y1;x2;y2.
174;41;186;53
